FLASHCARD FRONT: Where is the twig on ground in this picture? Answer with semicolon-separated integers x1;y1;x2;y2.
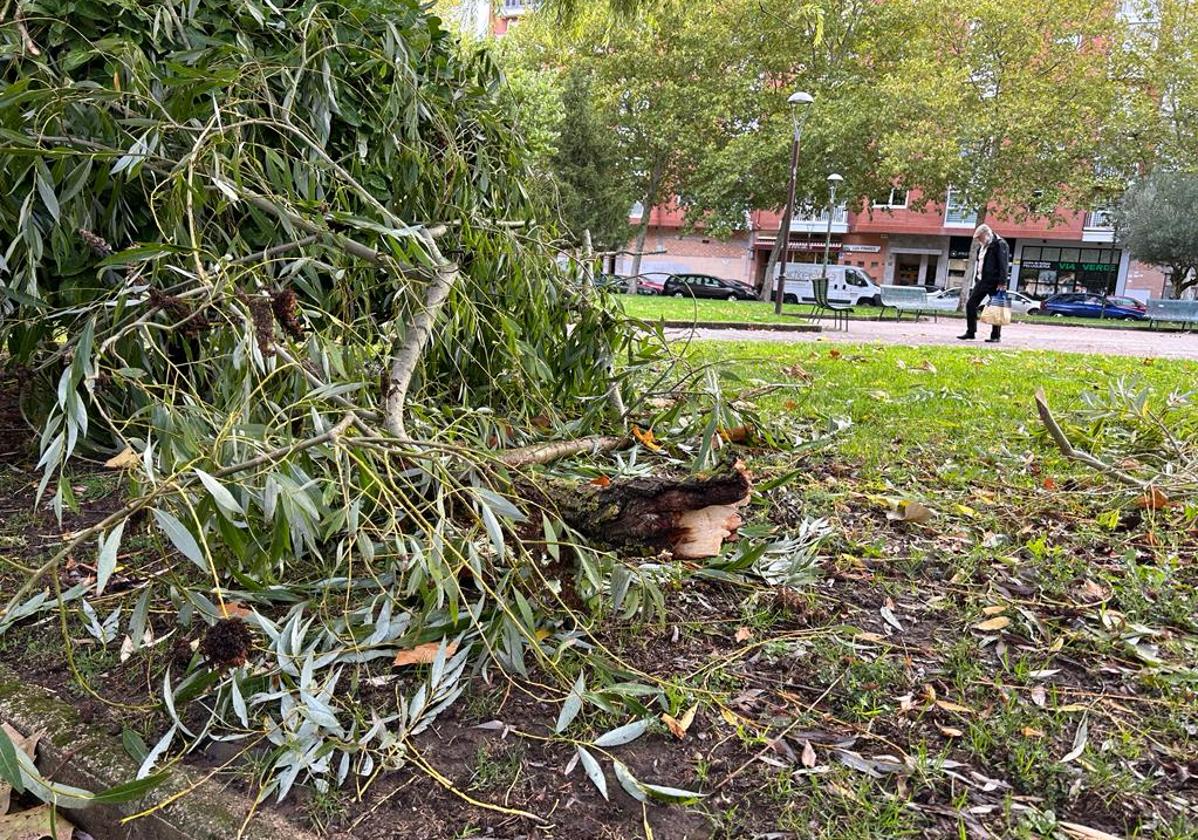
1034;389;1147;488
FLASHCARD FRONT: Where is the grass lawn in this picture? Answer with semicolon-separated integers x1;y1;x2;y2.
621;293;1158;331
672;341;1198;838
1;342;1196;839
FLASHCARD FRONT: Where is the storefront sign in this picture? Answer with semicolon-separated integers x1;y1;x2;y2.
1024;260;1052;270
843;244;881;253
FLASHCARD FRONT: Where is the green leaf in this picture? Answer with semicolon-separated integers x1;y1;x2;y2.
611;760;646;802
91;771;169;804
576;746;607;800
152;509;207;571
0;727;24;794
641;782;705;804
95;521;125;595
121;729;148;764
555;673;585;733
194;469;243;518
593;718;649;748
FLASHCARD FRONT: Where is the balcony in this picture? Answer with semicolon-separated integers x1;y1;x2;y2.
1083;209;1116;243
789;205;848;234
500;0;538;16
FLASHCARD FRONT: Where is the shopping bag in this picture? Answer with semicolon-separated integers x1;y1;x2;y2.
980;291;1012;326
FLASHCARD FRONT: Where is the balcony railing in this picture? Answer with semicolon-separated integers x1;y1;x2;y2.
1084;209;1115;229
501;0;538;15
789;205;848;232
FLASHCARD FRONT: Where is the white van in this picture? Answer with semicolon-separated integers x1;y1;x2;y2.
774;264;882;306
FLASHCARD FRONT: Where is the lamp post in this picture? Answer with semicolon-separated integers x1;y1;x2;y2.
772;91;814;315
819;173;844;289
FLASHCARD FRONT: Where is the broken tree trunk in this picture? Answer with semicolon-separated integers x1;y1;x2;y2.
528;461;752;560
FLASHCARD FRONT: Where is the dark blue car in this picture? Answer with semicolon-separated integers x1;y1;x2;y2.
1042;293;1147;320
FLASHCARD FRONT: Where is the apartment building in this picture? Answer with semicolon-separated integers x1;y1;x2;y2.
617;191;1170;299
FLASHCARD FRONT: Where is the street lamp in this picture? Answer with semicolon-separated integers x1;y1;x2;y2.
772;91;814;315
819;173;844;291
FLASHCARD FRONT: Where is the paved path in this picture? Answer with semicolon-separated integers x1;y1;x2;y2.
669;319;1198;360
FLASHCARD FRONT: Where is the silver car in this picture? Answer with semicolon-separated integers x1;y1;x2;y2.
928;288;1042;315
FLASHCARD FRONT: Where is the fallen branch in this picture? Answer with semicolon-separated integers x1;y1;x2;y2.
1034;389;1146;488
384;231;461;439
499;435;628;468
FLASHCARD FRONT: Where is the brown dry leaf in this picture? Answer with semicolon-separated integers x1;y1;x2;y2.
973;616;1011;632
981;604;1007;616
662;704;698;739
916;359;937;373
219;601;254;619
934;700;975;714
104;446;140;469
886;500;933;525
1076;579;1107;603
1057;703;1089;713
718;425;751;444
1030;686;1047;708
1042;476;1058;491
782;364;811;381
937;724;963;738
631;425;662;452
1022;726;1045;738
393;639;458;667
589;475;611;487
734;627;753;643
827;349;842;359
1136;487;1170;510
0;805;75;840
800;740;817;768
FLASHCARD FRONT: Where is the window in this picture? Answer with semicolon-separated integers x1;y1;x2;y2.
945;189;979;226
1023;247;1042;261
873;189;908;209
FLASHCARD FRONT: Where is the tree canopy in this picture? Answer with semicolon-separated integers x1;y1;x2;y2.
1116;173;1198;297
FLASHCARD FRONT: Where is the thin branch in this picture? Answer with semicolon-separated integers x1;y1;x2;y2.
228;235;320;266
1034;389;1147;488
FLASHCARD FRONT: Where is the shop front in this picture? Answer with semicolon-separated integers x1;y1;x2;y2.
1016;244;1124;298
751;236;843;287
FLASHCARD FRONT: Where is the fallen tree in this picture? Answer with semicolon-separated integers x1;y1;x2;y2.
0;0;760;806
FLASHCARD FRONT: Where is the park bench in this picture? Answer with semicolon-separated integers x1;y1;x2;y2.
877;285;937;321
1146;299;1198;331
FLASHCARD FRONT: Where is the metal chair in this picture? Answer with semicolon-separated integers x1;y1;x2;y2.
810;275;853;330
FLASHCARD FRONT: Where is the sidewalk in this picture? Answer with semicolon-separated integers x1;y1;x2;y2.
668;318;1198;360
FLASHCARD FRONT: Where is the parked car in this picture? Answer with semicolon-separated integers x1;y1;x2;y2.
929;288;1042;315
632;272;669;295
1042;293;1147;320
593;273;627;292
774;264;882;306
663;273;758;301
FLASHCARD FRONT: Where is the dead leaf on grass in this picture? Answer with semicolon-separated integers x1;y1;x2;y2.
104;446;140;469
800;740;816;768
1060;716;1089;763
589;475;611;487
1136;487;1170;510
631;425;662;452
782;364;811;381
934;700;975;714
981;605;1007;616
937;724;963;738
1076;579;1107;603
661;704;697;740
733;627;752;643
879;602;904;632
1022;726;1045;738
886;500;933;524
1059;821;1125;840
973;616;1011;632
219;601;255;619
393;639;458;667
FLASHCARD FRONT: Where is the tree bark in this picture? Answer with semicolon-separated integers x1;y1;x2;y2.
956;205;989;313
760;226;788;299
526;461;752;560
627;156;665;293
384;232;460;439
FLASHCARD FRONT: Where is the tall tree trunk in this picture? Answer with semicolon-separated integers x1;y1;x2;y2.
759;227;788;300
956;206;989;313
627;156;665;294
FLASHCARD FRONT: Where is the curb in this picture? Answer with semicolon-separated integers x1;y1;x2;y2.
657;320;823;333
0;662;314;840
